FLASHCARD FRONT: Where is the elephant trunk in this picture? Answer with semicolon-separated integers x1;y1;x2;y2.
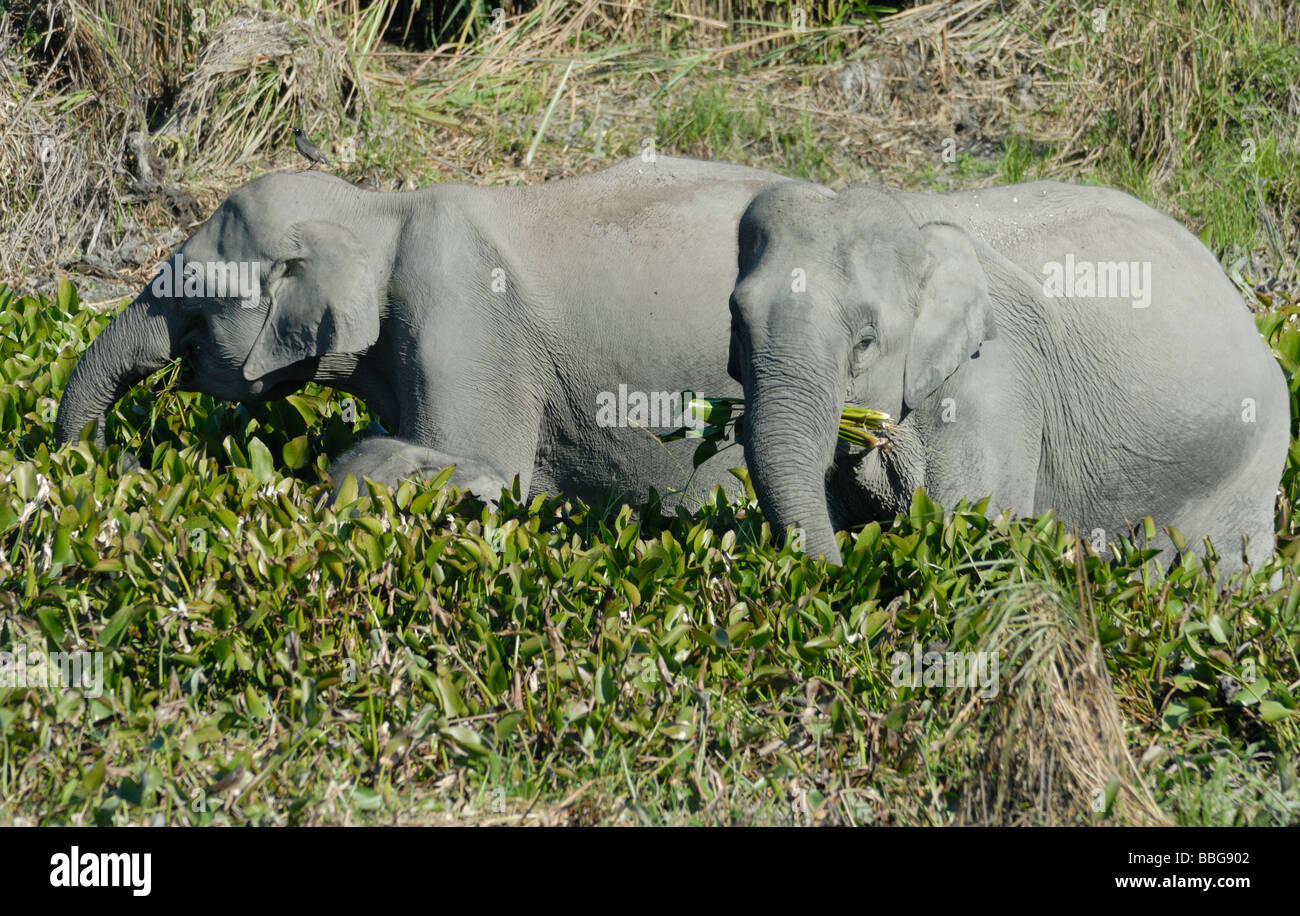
55;289;184;447
744;357;845;565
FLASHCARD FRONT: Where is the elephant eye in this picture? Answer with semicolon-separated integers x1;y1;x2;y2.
854;328;877;352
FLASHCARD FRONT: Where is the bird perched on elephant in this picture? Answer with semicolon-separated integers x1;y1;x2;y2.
292;127;331;170
56;156;789;510
726;180;1288;574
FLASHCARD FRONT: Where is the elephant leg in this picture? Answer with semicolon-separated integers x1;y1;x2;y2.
392;301;545;505
328;436;517;504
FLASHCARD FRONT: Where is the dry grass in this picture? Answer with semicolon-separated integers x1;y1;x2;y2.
375;0;1072;188
7;0;1296;286
0;1;378;289
943;579;1168;826
1046;0;1300;177
172;7;369;165
1;1;206;289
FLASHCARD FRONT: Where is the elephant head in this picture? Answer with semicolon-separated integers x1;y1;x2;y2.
56;171;387;447
727;183;997;564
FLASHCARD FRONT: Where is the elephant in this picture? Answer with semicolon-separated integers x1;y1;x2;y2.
726;179;1289;574
56;156;790;510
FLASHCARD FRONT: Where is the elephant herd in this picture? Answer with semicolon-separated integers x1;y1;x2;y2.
55;156;1288;575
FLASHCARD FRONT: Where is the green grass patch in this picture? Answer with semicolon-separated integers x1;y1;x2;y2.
2;283;1298;825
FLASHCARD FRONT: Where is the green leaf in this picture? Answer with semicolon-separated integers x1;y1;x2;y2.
248;437;274;484
909;487;942;526
99;603;140;648
1162;701;1190;730
691;437;719;469
663;720;696;741
409;488;434;513
441;726;491;757
282;435;310;470
1098;778;1119;818
244;685;269;719
284;394;321;426
1207;614;1227;644
351;786;383;810
1235;678;1271;706
436;676;468;717
594;665;615;704
56;276;76;313
36;608;66;647
728;466;757;503
51;524;76;567
334;472;359;507
12;463;36;500
79;757;107;796
494;711;525;742
1259;701;1293;723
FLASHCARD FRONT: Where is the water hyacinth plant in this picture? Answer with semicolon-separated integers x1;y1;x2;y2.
3;279;1299;827
659;395;895;466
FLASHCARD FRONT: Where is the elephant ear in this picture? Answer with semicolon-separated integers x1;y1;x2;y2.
902;222;998;409
243;220;381;380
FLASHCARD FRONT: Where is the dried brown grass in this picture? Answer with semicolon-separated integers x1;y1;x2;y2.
0;1;371;288
942;581;1168;826
172;7;367;166
3;1;1296;294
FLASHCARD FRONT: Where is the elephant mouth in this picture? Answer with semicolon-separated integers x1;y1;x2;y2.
177;328;203;387
173;329;303;401
244;353;313;400
255;376;303;400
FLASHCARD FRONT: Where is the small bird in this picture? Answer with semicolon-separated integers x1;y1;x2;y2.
293;127;331;170
124;131;167;187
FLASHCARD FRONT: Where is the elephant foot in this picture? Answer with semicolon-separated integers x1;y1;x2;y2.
328;437;514;505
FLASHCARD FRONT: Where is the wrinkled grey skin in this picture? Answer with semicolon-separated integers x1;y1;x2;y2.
57;157;788;508
728;181;1288;573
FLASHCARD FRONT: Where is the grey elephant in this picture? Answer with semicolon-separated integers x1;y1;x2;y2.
56;156;788;508
727;180;1289;573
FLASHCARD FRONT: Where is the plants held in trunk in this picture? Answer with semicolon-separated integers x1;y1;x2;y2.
659;396;895;454
659;394;896;561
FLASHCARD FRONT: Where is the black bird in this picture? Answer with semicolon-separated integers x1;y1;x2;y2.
293;127;331;170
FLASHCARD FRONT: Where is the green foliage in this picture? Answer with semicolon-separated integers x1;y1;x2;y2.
659;396;894;465
1256;306;1300;559
1;282;1298;825
1026;0;1300;275
652;88;839;182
